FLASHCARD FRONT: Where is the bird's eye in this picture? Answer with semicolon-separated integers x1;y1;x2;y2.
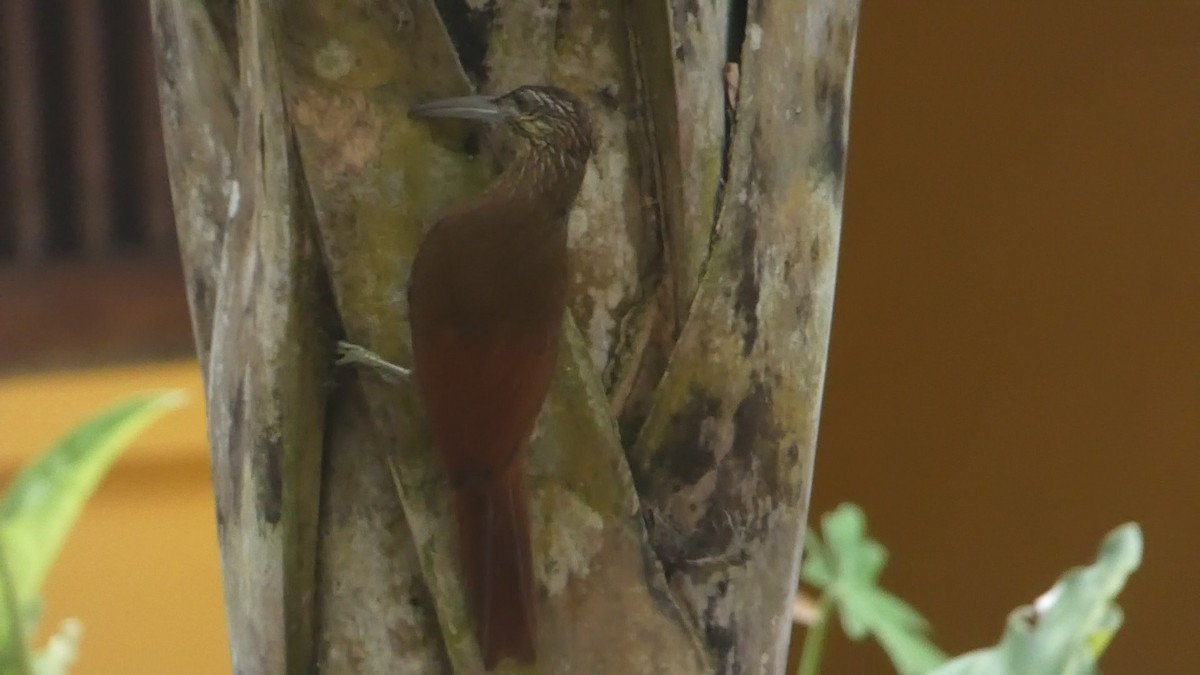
513;90;540;112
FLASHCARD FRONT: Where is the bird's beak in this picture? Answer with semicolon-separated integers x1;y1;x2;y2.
409;95;504;123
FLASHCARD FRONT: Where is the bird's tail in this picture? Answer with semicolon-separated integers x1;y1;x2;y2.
451;458;537;670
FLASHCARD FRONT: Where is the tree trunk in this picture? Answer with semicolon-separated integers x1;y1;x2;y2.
150;1;860;672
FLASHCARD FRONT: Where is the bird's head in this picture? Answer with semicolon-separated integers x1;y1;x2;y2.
411;85;595;168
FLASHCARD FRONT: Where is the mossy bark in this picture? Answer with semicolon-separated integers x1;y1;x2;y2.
150;1;860;673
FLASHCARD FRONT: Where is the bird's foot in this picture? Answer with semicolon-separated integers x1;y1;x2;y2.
336;341;411;383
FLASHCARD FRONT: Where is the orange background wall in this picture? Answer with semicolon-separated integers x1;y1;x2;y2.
810;2;1199;672
2;1;1197;673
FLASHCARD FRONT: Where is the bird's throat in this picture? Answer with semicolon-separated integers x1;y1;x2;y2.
486;145;589;220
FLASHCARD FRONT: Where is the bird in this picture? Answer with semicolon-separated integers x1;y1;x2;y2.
407;85;595;669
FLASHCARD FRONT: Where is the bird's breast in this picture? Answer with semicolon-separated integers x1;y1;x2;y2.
409;207;569;338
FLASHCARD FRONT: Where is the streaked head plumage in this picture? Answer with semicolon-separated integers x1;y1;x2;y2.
411;85;595;164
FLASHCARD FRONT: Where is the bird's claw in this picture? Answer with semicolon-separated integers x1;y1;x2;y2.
335;341;368;365
336;340;411;382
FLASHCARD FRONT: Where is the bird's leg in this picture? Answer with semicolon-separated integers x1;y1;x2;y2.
336;340;411;383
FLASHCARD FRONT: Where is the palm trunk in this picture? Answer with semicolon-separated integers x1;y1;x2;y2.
150;1;860;672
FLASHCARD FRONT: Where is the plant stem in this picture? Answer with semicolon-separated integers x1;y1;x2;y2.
0;534;34;675
796;593;835;675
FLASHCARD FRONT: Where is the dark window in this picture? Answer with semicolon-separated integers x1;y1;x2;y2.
0;0;192;373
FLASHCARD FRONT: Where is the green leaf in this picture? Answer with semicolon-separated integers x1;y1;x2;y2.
0;391;185;662
822;505;886;589
0;536;33;675
31;618;82;675
800;504;948;674
930;523;1142;675
801;532;834;588
875;615;953;675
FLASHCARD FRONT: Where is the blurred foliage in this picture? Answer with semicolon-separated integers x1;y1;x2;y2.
0;392;184;674
797;504;1142;675
930;523;1142;675
799;503;947;675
